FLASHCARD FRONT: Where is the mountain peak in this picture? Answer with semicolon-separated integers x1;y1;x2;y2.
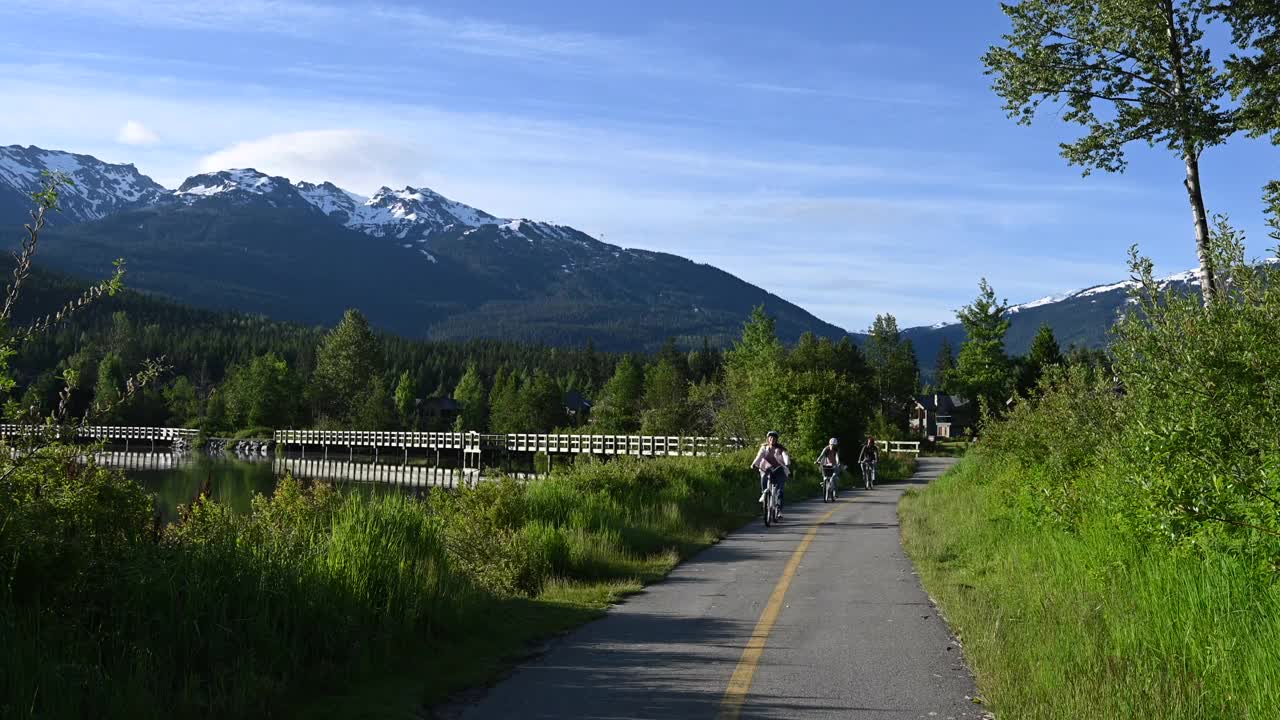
0;144;168;223
176;168;286;197
347;184;498;240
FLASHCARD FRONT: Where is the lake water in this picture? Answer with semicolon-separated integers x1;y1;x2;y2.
121;453;279;522
109;451;531;522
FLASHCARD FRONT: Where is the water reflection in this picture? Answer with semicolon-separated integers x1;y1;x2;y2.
103;450;544;522
118;452;277;523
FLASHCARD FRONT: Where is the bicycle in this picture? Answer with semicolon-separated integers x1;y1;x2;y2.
761;471;782;526
819;462;842;502
860;459;877;489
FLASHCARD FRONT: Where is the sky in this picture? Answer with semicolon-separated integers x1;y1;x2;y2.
1;0;1277;331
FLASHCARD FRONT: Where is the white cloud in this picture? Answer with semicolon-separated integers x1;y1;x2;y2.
197;130;429;194
116;120;160;145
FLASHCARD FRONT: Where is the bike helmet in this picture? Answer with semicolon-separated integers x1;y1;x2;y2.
829;437;839;446
766;430;780;439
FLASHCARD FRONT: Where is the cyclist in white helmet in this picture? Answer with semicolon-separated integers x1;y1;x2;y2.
815;437;841;493
751;430;791;517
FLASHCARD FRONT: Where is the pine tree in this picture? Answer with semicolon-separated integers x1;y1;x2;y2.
93;352;125;421
591;355;644;433
308;309;382;425
520;371;565;432
453;364;489;432
864;314;919;429
163;376;201;426
640;357;690;435
933;338;957;393
719;306;787;440
1018;323;1065;395
222;353;300;430
953;279;1014;418
394;369;420;430
488;368;523;434
352;374;395;431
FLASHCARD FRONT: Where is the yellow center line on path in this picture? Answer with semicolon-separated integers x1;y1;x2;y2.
716;503;842;720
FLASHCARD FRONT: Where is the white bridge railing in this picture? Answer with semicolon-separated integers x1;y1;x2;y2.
877;440;921;456
274;430;745;457
0;424;200;443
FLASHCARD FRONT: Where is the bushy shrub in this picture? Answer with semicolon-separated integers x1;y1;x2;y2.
432;477;548;596
1111;228;1280;560
0;453;154;604
979;363;1125;528
976;221;1280;565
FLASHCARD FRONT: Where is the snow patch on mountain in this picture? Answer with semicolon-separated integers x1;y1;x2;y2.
0;145;168;222
310;185;500;241
1008;292;1072;314
176;169;284;198
295;181;362;218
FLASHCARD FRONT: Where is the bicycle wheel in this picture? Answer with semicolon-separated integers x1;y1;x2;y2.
763;490;773;527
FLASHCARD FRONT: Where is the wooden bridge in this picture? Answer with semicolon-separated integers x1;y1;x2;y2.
271;431;919;469
0;424;920;458
273;430;746;469
0;424;199;448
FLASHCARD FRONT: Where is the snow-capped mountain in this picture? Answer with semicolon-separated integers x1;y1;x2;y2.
1006;269;1206;316
0;145;168;224
900;265;1239;378
326;185;498;241
1;144;845;350
174;169;321;212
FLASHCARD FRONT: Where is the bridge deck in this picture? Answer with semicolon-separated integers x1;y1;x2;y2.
274;430;745;457
0;426;921;456
0;424;199;443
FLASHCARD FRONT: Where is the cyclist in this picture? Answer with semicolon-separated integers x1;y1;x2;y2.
751;430;791;518
815;437;841;491
858;437;879;488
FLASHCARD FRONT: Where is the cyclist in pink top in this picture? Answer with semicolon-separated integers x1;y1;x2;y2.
751;430;791;517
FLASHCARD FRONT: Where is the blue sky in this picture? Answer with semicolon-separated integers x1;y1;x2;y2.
1;0;1276;331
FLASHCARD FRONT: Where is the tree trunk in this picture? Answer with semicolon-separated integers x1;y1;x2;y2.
1183;151;1218;305
1163;0;1218;305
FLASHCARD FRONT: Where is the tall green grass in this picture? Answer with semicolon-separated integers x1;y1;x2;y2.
901;455;1280;720
2;449;798;718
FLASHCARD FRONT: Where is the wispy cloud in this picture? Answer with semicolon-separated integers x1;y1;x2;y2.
733;81;951;106
197;130;429;193
14;0;639;63
10;0;342;34
116;120;160;146
10;0;942;106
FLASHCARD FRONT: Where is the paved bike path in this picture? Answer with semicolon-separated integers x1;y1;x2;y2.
447;458;981;720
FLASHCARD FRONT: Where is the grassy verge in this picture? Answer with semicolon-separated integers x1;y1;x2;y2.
900;455;1280;720
309;454;833;716
877;452;917;481
2;450;824;718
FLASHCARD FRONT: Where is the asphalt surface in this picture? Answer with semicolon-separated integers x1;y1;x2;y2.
448;457;982;720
